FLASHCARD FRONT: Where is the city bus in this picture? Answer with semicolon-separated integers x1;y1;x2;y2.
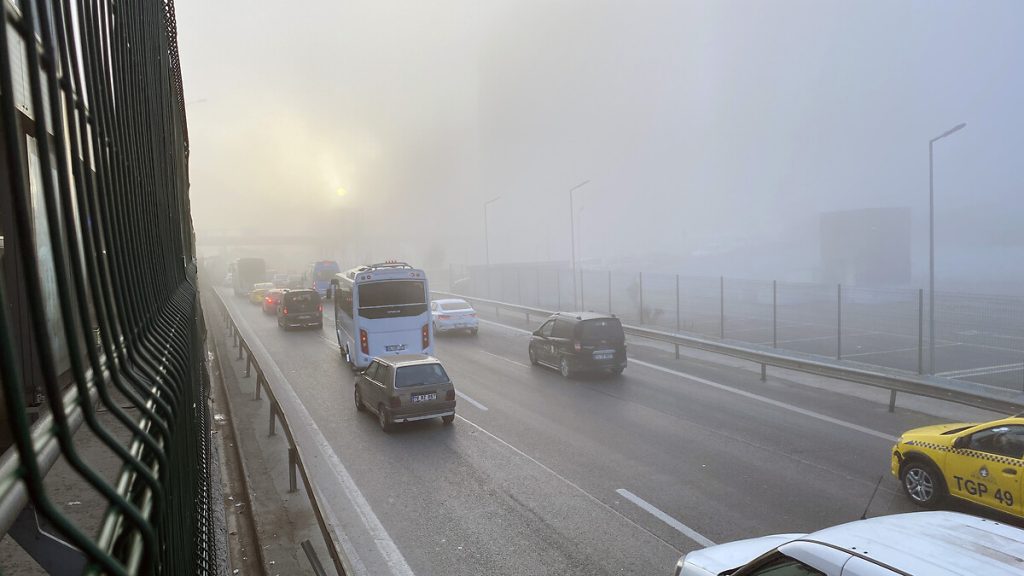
306;260;341;297
330;262;432;370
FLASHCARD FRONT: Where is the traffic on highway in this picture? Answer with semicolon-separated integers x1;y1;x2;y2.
216;258;1024;575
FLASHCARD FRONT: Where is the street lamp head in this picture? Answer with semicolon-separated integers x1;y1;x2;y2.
569;180;591;193
932;122;967;142
485;196;502;206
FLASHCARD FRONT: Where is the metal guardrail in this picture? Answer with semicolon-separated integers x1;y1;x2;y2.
209;289;349;576
434;291;1024;415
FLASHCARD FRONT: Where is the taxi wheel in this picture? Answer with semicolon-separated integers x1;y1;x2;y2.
560;357;573;379
378;405;394;433
354;387;365;412
442;414;455;425
900;460;945;507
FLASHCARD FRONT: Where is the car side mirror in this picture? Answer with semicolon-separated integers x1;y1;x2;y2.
532;330;541;336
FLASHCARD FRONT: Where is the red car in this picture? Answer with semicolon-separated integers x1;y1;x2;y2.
262;289;288;315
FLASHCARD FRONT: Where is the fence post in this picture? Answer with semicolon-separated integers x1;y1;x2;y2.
888;390;897;413
237;340;243;361
675;274;680;359
608;270;612;315
836;283;842;360
255;373;263;401
269;402;277;436
720;276;725;339
244;350;252;378
639;272;644;325
288;447;299;493
761;363;767;382
917;288;924;375
772;280;778;348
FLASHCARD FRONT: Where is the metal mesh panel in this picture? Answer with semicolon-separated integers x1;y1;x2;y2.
0;0;213;573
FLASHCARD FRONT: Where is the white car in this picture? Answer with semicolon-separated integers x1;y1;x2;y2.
430;298;478;335
674;511;1024;576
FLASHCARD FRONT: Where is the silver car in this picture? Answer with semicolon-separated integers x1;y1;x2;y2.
354;355;456;432
430;298;479;335
675;511;1024;576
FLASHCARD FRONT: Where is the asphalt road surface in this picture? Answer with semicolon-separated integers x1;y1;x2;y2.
216;288;1001;576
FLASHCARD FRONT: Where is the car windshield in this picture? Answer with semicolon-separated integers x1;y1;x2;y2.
440;301;471;312
395;364;450;388
579;319;623;342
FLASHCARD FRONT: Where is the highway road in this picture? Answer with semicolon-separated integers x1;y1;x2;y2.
215;287;998;576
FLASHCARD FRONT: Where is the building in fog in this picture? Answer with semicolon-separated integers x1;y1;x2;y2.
820;207;911;286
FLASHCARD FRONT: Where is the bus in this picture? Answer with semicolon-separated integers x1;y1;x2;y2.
306;260;341;297
330;262;432;370
232;257;266;296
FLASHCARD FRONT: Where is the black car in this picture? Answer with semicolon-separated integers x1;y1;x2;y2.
277;289;323;330
528;312;626;378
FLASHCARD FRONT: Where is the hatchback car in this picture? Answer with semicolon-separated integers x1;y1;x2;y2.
354;355;456;432
430;298;479;335
674;511;1024;576
892;415;1024;516
262;288;288;315
528;312;626;377
248;282;275;304
276;289;322;330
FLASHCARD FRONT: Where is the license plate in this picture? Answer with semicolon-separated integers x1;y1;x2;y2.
411;393;436;403
593;353;613;360
385;344;407;352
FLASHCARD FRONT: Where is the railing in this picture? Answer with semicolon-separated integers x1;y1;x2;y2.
0;0;213;573
209;290;349;576
434;291;1024;415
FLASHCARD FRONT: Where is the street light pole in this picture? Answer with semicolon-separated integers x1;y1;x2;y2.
484;196;501;268
569;180;590;310
928;122;966;374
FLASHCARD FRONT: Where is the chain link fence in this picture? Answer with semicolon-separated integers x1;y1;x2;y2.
442;264;1024;391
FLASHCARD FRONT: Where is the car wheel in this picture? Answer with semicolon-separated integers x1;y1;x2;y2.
277;318;283;328
354;386;365;411
378;405;393;433
470;328;478;336
442;414;455;425
900;460;945;507
528;346;539;366
560;357;573;379
316;322;323;330
433;322;439;336
609;366;624;376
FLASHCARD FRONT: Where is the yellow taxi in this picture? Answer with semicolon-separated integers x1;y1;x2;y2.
892;416;1023;517
248;282;275;305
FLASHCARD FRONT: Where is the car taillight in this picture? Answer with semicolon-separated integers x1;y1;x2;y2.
265;296;271;302
389;395;401;408
445;390;455;401
360;329;369;355
574;340;582;352
318;304;323;313
438;315;450;320
422;324;430;349
283;307;288;315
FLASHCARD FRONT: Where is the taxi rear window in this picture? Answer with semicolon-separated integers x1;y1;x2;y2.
579;318;624;342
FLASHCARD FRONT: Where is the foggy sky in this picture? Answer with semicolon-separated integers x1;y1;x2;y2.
176;0;1024;287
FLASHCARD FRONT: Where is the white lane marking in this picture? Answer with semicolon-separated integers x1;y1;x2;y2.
937;362;1024;378
224;296;415;576
629;359;897;442
478;348;530;368
843;343;958;358
456;414;682;553
476;318;897;442
455;390;488;411
616;489;715;548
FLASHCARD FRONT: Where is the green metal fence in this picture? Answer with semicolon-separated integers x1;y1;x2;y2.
0;0;214;573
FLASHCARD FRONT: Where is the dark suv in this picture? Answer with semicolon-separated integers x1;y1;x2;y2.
277;289;322;330
528;312;626;378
